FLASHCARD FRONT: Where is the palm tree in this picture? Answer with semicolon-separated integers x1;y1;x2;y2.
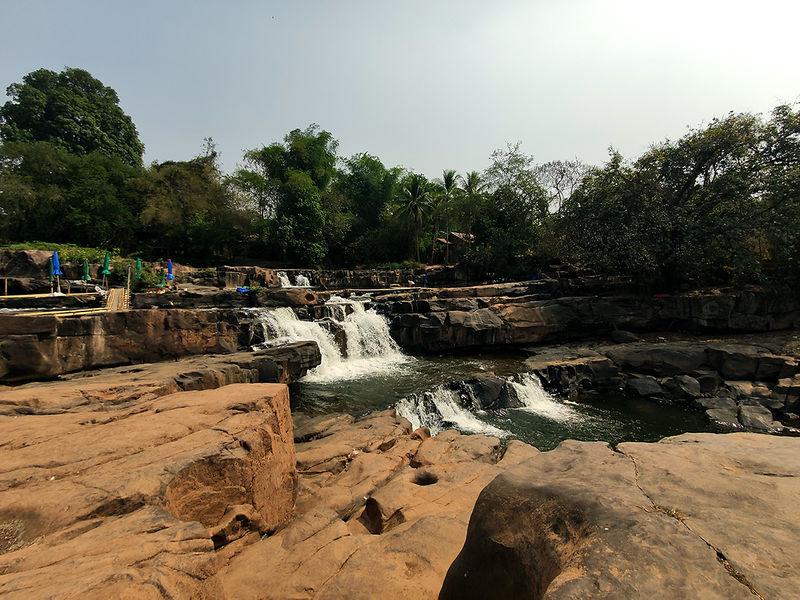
398;174;431;262
436;169;459;264
460;170;486;237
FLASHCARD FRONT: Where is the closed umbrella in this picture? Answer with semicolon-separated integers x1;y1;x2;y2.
81;259;91;282
49;257;54;294
157;268;166;288
52;251;63;294
135;258;143;279
101;251;111;289
167;259;174;284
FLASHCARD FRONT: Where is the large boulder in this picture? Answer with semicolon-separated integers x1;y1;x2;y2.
441;434;800;599
0;384;296;598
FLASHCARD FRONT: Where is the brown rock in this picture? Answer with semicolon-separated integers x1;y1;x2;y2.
0;384;296;598
441;433;800;599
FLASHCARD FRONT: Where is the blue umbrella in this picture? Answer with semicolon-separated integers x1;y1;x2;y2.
52;251;63;276
52;251;63;294
167;259;174;281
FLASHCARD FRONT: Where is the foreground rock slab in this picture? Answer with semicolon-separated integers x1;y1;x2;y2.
0;383;296;599
0;342;321;415
212;412;539;599
441;432;800;599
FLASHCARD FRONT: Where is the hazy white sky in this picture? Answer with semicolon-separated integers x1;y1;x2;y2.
1;0;798;175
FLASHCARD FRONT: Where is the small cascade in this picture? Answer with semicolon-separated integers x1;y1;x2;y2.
510;373;578;422
277;271;312;288
396;387;507;437
396;372;577;437
277;271;292;287
255;298;410;382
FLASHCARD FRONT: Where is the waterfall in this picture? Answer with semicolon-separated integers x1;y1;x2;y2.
396;372;577;437
277;271;312;288
396;387;507;437
256;299;410;382
510;373;578;423
277;271;292;287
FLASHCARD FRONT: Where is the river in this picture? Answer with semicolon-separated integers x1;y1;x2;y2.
254;299;711;451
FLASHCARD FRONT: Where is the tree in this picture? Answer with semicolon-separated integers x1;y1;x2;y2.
326;153;402;265
0;68;144;166
457;170;486;235
554;108;798;288
535;159;589;213
434;169;459;264
0;141;142;249
397;174;431;262
139;145;244;260
232;125;338;264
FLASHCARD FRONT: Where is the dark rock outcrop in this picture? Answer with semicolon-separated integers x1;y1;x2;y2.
388;290;800;352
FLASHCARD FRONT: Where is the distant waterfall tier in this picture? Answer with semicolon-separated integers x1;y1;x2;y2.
277;271;312;288
255;300;410;382
395;373;579;437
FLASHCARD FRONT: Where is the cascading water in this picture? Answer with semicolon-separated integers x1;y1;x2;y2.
396;372;577;437
510;373;579;422
396;386;507;437
277;271;312;288
255;299;410;382
277;271;292;287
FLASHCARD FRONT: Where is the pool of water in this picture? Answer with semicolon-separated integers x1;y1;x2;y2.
291;353;712;451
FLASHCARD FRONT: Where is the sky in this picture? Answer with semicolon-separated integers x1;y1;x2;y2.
1;0;798;176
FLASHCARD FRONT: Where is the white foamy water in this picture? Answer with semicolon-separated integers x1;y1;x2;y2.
277;271;292;287
256;300;410;382
277;271;312;288
396;372;577;437
510;373;579;422
396;386;508;437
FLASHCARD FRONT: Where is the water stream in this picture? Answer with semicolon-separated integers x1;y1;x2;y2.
257;300;711;450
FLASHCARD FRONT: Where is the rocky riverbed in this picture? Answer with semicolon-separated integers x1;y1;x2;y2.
1;276;799;598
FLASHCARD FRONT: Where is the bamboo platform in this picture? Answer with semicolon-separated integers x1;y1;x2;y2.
9;288;129;317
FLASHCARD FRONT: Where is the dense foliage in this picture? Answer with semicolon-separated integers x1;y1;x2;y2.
1;67;798;290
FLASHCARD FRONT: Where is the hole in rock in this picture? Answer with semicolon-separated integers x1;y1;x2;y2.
412;471;438;486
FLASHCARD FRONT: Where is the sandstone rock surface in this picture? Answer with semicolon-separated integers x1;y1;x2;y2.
212;411;539;600
0;383;297;599
441;432;800;599
0;342;321;415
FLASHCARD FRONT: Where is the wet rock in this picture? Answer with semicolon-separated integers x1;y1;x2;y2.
663;374;701;399
451;376;522;410
738;405;781;431
626;375;665;397
604;342;708;375
696;397;738;410
611;329;639;343
706;408;741;429
694;370;721;394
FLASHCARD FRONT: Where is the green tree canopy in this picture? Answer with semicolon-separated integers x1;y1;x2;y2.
0;68;144;166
